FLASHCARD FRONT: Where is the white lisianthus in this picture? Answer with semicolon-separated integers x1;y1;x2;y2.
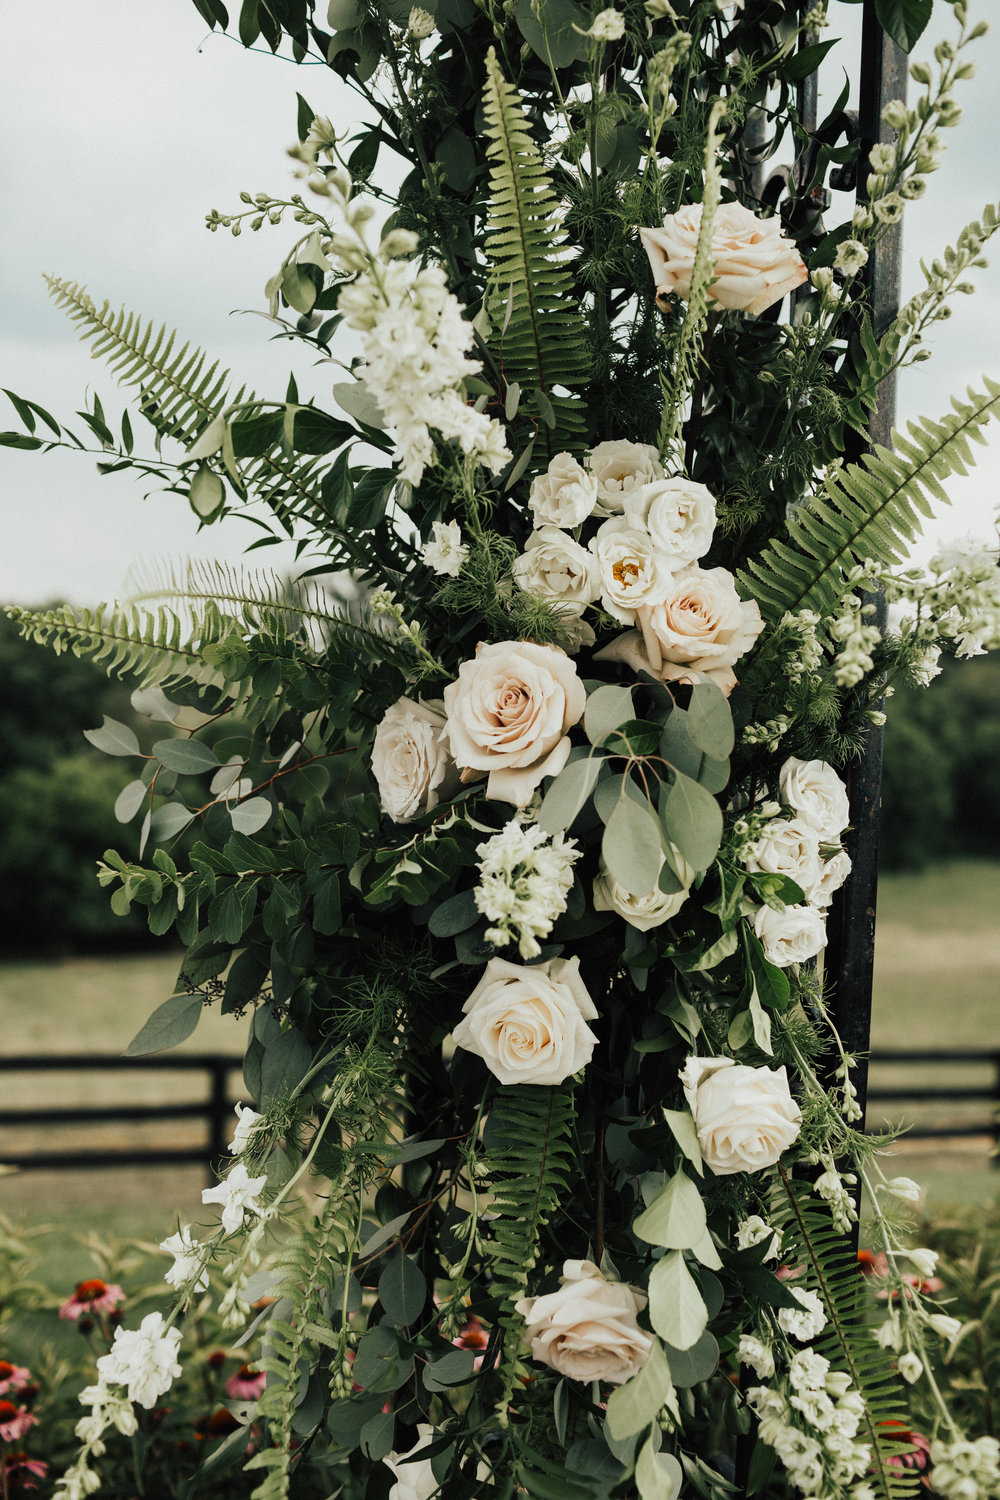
421;519;469;577
622;477;717;568
528;452;599;528
451;955;598;1085
737;1334;776;1378
592;850;693;931
202;1162;268;1235
590;518;672;623
639;201;807;317
753;903;827;967
516;1260;652;1384
443;639;586;807
834;238;869;276
371;697;460;823
680;1057;802;1176
474;820;581;959
95;1313;183;1409
778;1287;828;1343
230;1101;264;1154
778;757;851;840
513;527;601;616
586;439;664;515
743;816;822;898
160;1226;209;1292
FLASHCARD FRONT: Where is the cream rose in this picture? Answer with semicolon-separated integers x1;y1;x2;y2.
590;518;672;624
593;850;694;931
595;564;763;696
528;452;599;528
451;955;598;1085
443;640;586;807
622;477;717;568
680;1057;802;1176
513;527;601;617
778;757;851;841
371;697;460;824
586;439;664;516
810;847;851;908
753;903;827;968
743;816;822;898
639;201;808;317
515;1260;652;1384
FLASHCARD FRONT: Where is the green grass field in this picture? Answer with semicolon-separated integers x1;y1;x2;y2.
1;860;997;1292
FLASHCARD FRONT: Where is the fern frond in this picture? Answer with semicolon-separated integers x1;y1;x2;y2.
739;379;1000;623
772;1170;920;1500
481;52;591;458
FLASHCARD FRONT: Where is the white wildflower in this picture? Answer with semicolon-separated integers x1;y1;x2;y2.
881;1175;921;1204
834;239;869;277
929;1437;1000;1500
96;1312;183;1409
421;519;469;578
897;1351;923;1384
778;1287;827;1342
160;1226;209;1292
738;1334;776;1378
474;821;581;959
202;1162;268;1235
230;1101;264;1155
736;1215;781;1261
584;7;625;40
407;6;436;37
905;1247;938;1279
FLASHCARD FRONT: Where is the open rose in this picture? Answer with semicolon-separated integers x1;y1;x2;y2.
595;565;763;696
516;1261;652;1384
371;697;460;823
590;518;672;623
753;904;827;968
443;640;586;806
586;439;664;516
680;1057;802;1175
640;201;807;317
743;817;822;899
528;451;599;528
451;955;598;1085
778;757;851;840
622;477;717;568
513;527;601;617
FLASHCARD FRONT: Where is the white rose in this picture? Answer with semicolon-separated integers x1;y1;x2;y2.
680;1056;802;1175
513;527;601;617
753;904;827;967
622;477;717;568
810;847;851;908
594;564;763;696
443;640;586;807
515;1260;652;1384
593;850;693;931
451;955;598;1085
778;757;850;840
528;452;599;528
639;201;808;317
590;518;672;624
371;697;460;824
586;439;664;516
744;817;822;898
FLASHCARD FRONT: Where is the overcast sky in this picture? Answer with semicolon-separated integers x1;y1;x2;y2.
1;0;998;607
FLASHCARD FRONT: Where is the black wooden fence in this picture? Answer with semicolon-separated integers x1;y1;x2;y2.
1;1050;997;1179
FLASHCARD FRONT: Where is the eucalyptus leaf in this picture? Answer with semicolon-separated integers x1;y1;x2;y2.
538;751;604;833
114;779;147;824
188;463;225;519
333;379;387;427
378;1252;426;1326
632;1170;707;1250
515;0;589;67
648;1252;708;1351
230;797;273;835
422;1348;477;1390
636;1438;683;1500
686;682;735;759
661;772;723;872
84;715;141;758
123;994;202;1056
260;1026;312;1105
605;1337;673;1441
585;684;635;747
602;793;663;896
154;738;220;774
149;803;196;842
662;1329;720;1388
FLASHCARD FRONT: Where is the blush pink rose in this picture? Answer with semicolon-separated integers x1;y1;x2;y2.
640;201;807;317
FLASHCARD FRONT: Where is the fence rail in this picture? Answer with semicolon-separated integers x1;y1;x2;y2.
0;1050;997;1178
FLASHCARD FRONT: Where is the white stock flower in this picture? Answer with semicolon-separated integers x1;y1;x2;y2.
474;821;581;959
680;1057;801;1176
443;640;586;807
738;1334;776;1378
753;903;827;968
897;1351;923;1384
96;1313;183;1409
778;1287;828;1342
516;1260;652;1384
160;1226;209;1292
622;477;717;569
527;452;599;528
590;518;671;623
451;955;598;1085
592;849;693;931
586;439;664;515
736;1215;781;1260
639;201;807;317
384;1424;438;1500
585;7;625;40
513;527;601;616
421;519;469;577
595;564;764;697
230;1101;264;1154
743;817;822;899
202;1163;268;1235
789;1350;831;1391
778;758;850;840
371;697;459;823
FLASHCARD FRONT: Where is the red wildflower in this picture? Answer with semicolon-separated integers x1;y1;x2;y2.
58;1278;125;1321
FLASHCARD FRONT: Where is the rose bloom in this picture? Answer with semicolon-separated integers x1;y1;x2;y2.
0;1364;31;1397
778;757;850;840
810;847;851;908
225;1363;266;1401
753;903;827;968
593;850;693;931
513;527;601;617
622;476;717;569
595;564;763;696
586;439;664;515
0;1404;37;1443
443;640;586;807
527;451;599;528
680;1056;802;1175
639;201;807;317
451;955;598;1086
59;1278;126;1320
744;816;822;897
516;1260;652;1384
371;697;460;824
589;518;672;624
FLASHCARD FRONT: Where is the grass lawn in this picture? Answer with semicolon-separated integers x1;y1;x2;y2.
1;860;997;1288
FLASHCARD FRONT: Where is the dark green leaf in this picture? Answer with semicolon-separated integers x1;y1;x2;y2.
515;0;589;67
223;949;268;1013
661;773;723;872
238;0;260;45
359;1410;395;1460
422;1348;477;1390
310;870;342;935
875;0;932;51
296;91;316;142
209;882;256;945
260;1027;312;1105
782;37;839;80
378;1252;426;1325
428;888;480;938
124;994;202;1056
0;431;44;449
604;719;661;757
293;407;354;454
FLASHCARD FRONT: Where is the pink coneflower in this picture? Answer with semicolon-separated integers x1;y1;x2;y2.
858;1248;890;1278
3;1454;48;1495
881;1420;932;1471
58;1278;125;1321
0;1402;38;1443
224;1364;266;1401
0;1363;31;1397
